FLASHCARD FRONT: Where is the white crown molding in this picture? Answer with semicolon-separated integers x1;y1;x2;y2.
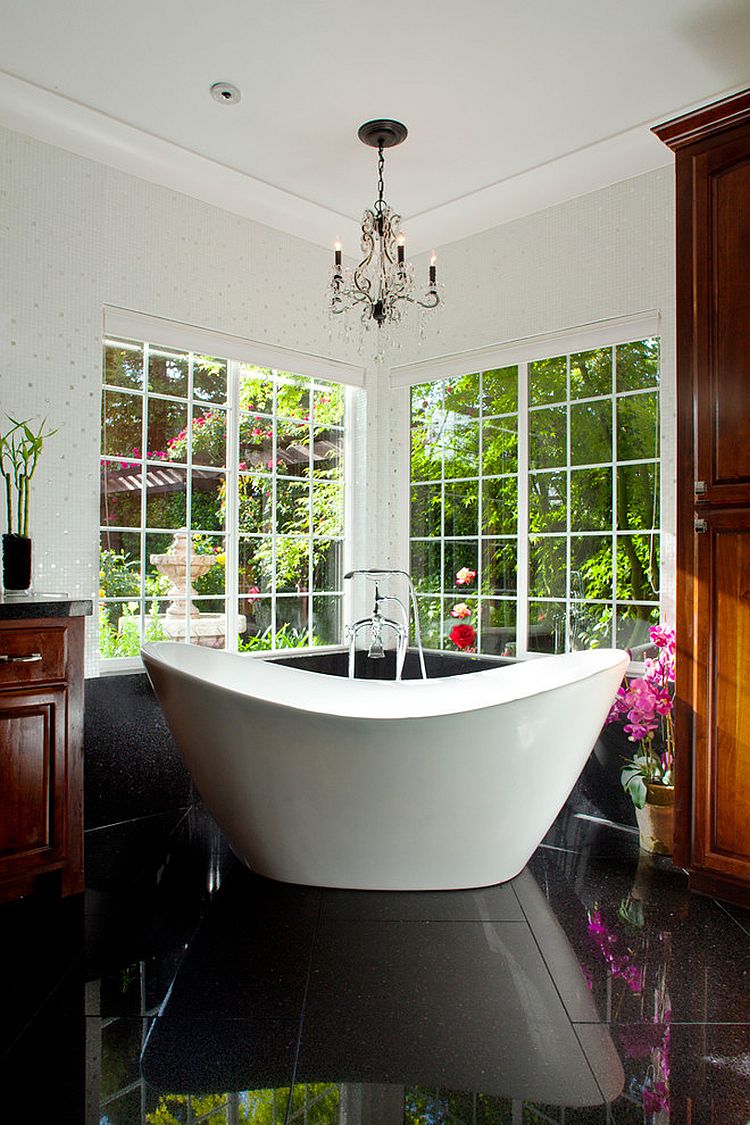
0;69;674;256
0;69;360;252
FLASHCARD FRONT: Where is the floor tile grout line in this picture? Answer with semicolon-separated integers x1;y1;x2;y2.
284;888;323;1125
511;874;610;1109
713;896;750;939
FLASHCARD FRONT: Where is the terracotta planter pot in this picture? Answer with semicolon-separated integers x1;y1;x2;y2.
634;783;675;855
2;534;32;591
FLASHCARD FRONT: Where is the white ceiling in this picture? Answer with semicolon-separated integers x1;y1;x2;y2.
1;0;749;253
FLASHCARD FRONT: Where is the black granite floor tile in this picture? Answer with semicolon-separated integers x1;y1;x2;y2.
715;897;750;938
594;1022;750;1123
319;878;524;923
542;807;642;863
301;918;615;1107
0;891;85;1058
141;1016;299;1098
528;847;750;1027
84;807;191;892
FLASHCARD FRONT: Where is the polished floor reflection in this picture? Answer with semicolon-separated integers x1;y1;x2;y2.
0;805;748;1122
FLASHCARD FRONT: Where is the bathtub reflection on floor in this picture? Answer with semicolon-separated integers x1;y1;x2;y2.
141;866;623;1111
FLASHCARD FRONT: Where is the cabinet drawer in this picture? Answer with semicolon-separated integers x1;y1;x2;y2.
0;627;67;685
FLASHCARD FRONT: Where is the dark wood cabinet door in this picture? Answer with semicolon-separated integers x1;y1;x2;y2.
691;128;750;502
691;509;750;887
0;687;67;878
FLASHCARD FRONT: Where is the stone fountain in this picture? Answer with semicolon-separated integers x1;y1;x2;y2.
149;530;245;648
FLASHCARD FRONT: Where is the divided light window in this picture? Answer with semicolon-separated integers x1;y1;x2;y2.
100;338;346;659
409;338;660;657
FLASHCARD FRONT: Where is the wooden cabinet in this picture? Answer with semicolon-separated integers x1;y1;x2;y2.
0;615;85;899
655;89;750;907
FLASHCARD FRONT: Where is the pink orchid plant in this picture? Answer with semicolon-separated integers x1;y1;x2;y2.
606;625;675;808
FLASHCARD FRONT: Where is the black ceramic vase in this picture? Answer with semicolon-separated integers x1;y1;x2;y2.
2;534;32;591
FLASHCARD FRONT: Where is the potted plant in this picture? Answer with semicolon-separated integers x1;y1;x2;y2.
606;625;675;854
0;416;57;591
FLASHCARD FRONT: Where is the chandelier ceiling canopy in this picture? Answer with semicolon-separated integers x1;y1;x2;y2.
330;119;440;328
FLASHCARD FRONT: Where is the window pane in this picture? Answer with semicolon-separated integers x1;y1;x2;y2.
482;417;518;474
193;355;227;404
313;595;342;645
616;338;660;392
276;595;310;643
444;540;479;592
570;468;612;531
411;384;445;481
617;393;659;462
617;534;660;600
529;356;566;406
570;347;612;399
276;375;311;419
443;419;479;478
192;470;225;532
411;483;441;538
529;537;566;598
238;475;273;534
313;481;344;538
239;414;274;470
277;419;311;477
146;466;186;528
529;406;566;469
570;602;613;649
312;426;343;475
411;539;442;593
528;601;566;653
147;398;188;462
570;400;612;465
483;477;518;535
148;346;188;397
615;604;660;652
101;389;142;459
100;460;141;528
529;471;567;533
241;595;272;649
104;340;143;390
482;539;517;596
415;596;442;648
617;463;659;530
313;540;343;592
482;366;517;414
192;536;226;596
570;535;613;600
239;366;274;412
275;536;310;593
239;537;271;594
480;599;516;657
314;383;345;426
277;478;309;534
100;532;141;601
191;406;226;467
444;480;478;537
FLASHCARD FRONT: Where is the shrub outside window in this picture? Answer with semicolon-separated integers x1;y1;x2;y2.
409;339;660;657
100;338;346;660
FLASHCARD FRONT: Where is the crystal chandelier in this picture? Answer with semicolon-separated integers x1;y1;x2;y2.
330;119;440;327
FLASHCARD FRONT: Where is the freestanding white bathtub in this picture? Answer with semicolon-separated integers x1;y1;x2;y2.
141;643;628;891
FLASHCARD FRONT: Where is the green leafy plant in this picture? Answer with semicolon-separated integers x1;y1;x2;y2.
0;416;57;537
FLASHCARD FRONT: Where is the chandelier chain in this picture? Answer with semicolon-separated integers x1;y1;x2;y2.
376;143;385;215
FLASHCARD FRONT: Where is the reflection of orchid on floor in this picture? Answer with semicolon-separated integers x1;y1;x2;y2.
586;903;672;1121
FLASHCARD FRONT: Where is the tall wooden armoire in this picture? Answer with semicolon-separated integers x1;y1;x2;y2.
654;90;750;907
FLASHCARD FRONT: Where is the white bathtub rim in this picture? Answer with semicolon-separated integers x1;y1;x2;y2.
141;642;628;722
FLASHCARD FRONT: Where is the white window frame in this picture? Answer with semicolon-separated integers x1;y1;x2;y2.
396;312;663;661
100;308;364;673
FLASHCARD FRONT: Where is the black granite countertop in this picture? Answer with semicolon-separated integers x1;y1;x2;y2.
0;593;93;619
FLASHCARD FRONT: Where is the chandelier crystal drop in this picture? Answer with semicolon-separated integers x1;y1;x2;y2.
330;119;440;328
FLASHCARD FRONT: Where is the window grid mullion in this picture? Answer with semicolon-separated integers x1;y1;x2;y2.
139;344;149;647
225;360;240;654
516;362;530;659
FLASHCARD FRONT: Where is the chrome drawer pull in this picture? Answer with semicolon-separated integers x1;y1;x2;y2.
0;653;43;663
